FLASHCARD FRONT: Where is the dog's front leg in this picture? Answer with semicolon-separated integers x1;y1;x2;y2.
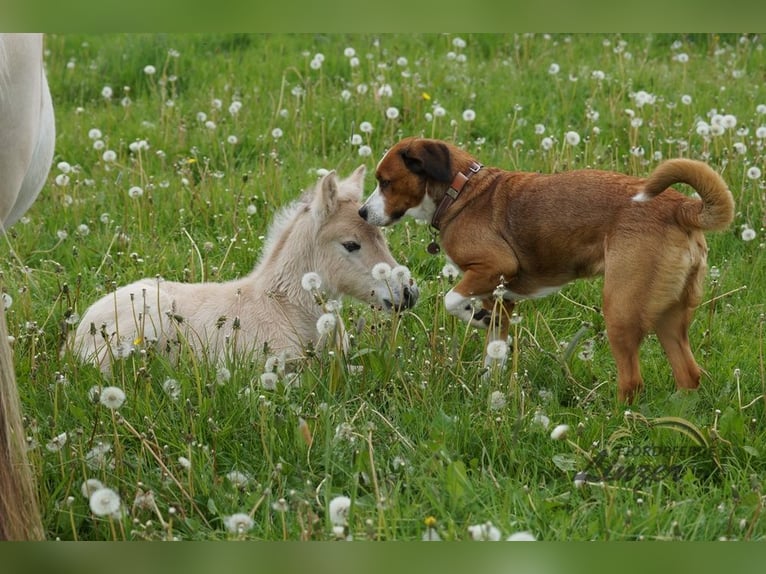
443;270;509;329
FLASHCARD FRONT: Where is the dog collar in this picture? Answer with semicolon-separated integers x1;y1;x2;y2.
430;161;483;231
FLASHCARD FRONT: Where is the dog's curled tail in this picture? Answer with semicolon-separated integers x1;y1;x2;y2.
636;158;735;232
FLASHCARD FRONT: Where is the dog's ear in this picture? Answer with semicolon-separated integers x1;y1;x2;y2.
400;139;453;183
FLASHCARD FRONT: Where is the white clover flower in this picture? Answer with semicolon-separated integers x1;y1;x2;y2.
565;131;581;146
507;531;537;541
462;109;476;122
224;512;254;533
468;521;502;541
260;372;278;390
301;272;322;292
89;487;121;517
328;495;352;526
550;424;570;441
81;478;105;499
316;313;337;336
372;262;392;280
99;386;126;410
489;390;506;411
485;339;508;361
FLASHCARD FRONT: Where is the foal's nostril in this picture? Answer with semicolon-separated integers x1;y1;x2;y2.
358;206;368;220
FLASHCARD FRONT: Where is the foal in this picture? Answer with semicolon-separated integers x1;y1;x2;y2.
71;166;419;371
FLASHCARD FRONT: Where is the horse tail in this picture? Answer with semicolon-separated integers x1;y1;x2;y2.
0;305;45;540
635;158;735;232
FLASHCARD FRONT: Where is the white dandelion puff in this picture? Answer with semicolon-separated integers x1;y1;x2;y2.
441;263;460;280
301;272;322;292
328;495;352;526
89;487;121;517
507;531;537;541
565;131;581;146
81;478;104;499
99;386;126;410
468;521;502;541
260;372;278;391
316;313;337;336
741;226;756;242
224;512;254;533
485;340;508;361
489;390;507;411
550;424;570;440
372;262;392;280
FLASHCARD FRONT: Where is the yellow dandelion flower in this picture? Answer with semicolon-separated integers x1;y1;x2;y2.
422;92;431;101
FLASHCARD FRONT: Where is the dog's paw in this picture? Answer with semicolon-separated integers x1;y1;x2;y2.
469;308;492;329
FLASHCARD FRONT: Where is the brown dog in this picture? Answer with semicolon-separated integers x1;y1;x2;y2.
358;137;735;402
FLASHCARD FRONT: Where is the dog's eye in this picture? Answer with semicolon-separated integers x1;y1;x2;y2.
379;179;391;189
342;241;361;253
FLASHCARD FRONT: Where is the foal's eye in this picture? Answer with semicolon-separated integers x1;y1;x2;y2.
342;241;361;253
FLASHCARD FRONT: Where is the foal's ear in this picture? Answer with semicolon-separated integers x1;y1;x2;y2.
341;164;366;201
312;170;339;219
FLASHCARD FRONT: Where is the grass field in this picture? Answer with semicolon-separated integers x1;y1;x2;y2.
2;33;765;541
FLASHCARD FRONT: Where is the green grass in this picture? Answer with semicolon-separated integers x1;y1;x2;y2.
2;33;765;541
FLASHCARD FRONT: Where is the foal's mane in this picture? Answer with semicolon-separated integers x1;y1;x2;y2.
257;187;315;264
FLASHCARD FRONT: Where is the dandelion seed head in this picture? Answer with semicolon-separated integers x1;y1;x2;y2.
301;272;322;292
485;339;508;361
550;424;570;440
89;487;121;517
99;386;126;410
328;495;352;526
371;262;392;280
224;512;254;533
316;313;337;336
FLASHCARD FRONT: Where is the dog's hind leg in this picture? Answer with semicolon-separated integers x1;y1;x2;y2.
654;303;701;391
